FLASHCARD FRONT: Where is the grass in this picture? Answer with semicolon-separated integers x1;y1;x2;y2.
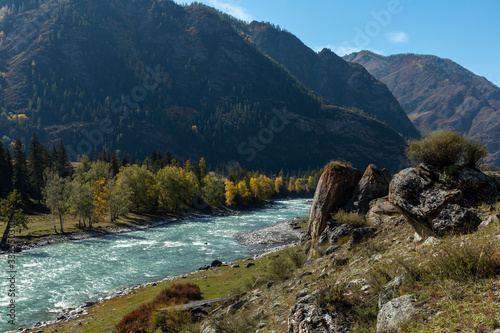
333;210;369;228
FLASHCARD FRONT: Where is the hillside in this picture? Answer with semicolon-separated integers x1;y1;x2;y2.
233;20;420;140
344;51;500;166
0;0;411;172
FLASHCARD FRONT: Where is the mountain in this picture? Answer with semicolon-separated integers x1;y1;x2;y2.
344;51;500;166
0;0;408;172
233;21;420;139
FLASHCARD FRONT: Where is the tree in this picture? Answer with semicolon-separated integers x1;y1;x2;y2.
56;139;73;178
13;139;30;199
108;178;132;222
28;132;49;201
274;176;284;194
0;190;28;250
43;169;69;233
92;179;109;224
198;157;207;180
237;181;252;205
201;175;224;208
116;165;158;213
67;180;92;227
224;180;237;206
0;140;13;198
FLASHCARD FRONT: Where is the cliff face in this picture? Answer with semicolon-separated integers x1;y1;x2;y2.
240;22;420;139
345;51;500;167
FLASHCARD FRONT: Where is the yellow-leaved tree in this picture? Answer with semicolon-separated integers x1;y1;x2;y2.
92;179;109;225
224;180;237;206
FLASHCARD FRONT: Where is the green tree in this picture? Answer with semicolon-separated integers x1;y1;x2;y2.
116;165;158;213
67;180;93;227
43;169;69;233
108;178;132;222
56;139;73;178
201;175;224;208
0;140;13;198
13;139;30;199
28;132;50;201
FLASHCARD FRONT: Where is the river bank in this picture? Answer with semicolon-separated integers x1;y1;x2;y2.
19;217;308;333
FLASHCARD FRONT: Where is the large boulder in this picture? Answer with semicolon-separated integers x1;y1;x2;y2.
377;295;416;333
344;164;392;215
303;162;362;255
389;165;497;238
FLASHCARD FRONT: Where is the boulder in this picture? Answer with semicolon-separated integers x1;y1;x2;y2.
210;260;223;268
378;274;407;309
344;165;392;215
288;293;351;333
303;162;362;256
389;165;497;238
377;295;416;333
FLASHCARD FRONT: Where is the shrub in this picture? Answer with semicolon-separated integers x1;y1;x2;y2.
266;256;295;281
283;247;307;268
115;303;156;333
333;210;368;228
116;283;201;333
405;130;488;169
148;303;192;333
154;283;202;306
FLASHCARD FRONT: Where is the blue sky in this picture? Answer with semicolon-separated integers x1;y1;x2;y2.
180;0;500;87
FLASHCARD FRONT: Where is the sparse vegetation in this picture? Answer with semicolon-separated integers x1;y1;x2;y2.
333;209;369;228
406;130;488;169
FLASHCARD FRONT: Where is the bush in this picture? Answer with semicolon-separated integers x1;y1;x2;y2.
266;257;295;281
148;303;192;333
115;303;156;333
406;131;488;169
116;283;202;333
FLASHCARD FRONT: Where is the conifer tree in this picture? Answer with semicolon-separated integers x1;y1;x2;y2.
0;141;13;198
13;139;30;199
28;132;49;201
56;139;73;178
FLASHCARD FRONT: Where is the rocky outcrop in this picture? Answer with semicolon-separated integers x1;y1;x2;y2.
377;295;416;333
344;164;392;215
288;293;351;333
303;163;362;255
389;165;497;238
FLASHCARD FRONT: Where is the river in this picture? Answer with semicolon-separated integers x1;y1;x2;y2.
0;198;311;331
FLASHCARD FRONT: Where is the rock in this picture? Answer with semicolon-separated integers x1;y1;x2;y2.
478;214;500;229
231;264;240;268
211;260;223;268
431;204;481;236
245;262;255;268
303;162;363;256
377;295;416;333
389;165;496;238
344;165;392;215
366;197;401;225
378;274;407;309
227;297;247;315
257;322;269;329
296;289;310;299
422;236;440;247
288;293;351;333
325;245;341;255
266;281;275;289
198;265;210;271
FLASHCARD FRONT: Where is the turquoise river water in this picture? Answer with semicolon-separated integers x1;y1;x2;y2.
0;198;310;331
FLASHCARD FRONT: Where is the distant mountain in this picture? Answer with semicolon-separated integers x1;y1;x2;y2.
0;0;408;172
344;51;500;166
234;21;420;139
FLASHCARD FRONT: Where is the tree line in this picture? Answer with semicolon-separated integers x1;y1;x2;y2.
0;132;321;248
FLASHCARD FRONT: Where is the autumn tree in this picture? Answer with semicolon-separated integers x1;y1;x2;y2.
224;180;237;206
108;178;132;222
117;165;158;213
92;179;109;225
201;175;224;208
274;176;284;194
237;181;252;205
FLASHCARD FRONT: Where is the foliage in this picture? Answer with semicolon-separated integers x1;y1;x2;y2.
406;130;488;169
224;180;237;206
116;283;201;333
201;175;224;208
116;165;158;213
92;179;109;224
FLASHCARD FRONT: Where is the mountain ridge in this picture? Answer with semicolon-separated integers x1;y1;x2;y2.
344;50;500;166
